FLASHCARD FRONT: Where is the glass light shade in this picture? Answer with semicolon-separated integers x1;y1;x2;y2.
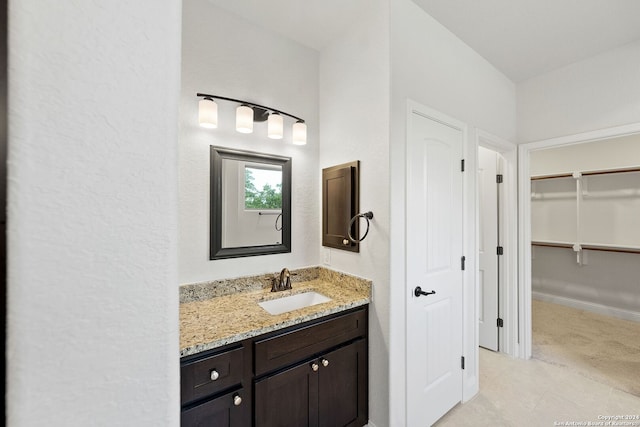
198;99;218;128
236;105;254;133
267;113;284;139
292;121;307;145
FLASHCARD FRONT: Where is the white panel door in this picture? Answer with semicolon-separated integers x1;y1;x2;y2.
406;111;463;427
478;147;499;351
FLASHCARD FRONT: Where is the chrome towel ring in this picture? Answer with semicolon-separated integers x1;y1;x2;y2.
347;211;374;243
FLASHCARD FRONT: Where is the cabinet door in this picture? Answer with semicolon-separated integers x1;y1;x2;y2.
181;389;247;427
322;161;360;252
254;360;319;427
318;340;368;427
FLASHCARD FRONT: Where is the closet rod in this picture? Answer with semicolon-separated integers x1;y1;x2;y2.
579;244;640;254
531;166;640;181
531;241;640;254
530;173;573;181
581;166;640;177
531;241;573;249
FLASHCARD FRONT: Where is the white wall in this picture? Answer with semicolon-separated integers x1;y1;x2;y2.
532;248;640;317
8;1;181;425
530;133;640;175
179;0;320;284
517;40;640;143
318;2;390;425
389;1;517;424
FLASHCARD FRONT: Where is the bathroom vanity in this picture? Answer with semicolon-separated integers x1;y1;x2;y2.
179;267;371;427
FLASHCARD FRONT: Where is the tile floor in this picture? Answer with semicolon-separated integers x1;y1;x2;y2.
434;349;640;426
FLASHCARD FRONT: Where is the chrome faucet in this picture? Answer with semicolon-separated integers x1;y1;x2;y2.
271;268;292;292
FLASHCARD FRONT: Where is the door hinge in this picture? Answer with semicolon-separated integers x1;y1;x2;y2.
496;174;503;183
461;256;466;270
461;356;465;370
497;246;504;256
497;318;504;328
461;159;465;172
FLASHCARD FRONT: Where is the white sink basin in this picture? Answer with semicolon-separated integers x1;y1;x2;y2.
258;291;332;315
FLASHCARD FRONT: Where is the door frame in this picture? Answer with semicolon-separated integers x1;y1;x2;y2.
476;130;517;357
517;121;640;359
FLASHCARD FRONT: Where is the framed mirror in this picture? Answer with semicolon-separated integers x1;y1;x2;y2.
210;146;292;259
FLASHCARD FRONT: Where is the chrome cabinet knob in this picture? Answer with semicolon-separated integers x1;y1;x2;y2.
233;394;242;406
210;369;219;381
311;362;319;371
321;358;329;367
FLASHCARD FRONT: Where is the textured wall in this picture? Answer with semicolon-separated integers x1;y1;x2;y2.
179;0;320;284
318;2;390;425
8;0;181;426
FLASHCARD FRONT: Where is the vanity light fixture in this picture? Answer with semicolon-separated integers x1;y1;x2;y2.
267;112;284;139
236;105;254;134
198;97;218;128
196;93;307;145
292;120;307;146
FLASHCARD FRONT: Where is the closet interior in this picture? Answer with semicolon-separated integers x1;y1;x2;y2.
530;134;640;320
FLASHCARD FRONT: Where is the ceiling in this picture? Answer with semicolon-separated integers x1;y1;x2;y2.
207;0;640;82
206;0;370;51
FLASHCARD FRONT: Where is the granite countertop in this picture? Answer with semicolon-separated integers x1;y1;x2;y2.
180;268;371;357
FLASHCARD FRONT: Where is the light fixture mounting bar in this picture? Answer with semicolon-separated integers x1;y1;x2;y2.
196;93;304;123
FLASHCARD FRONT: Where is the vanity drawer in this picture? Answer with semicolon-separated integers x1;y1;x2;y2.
181;387;248;427
181;346;244;406
254;307;367;377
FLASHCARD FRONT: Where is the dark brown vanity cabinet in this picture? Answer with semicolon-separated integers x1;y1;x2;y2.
255;339;367;427
181;306;368;427
253;307;368;427
181;343;252;427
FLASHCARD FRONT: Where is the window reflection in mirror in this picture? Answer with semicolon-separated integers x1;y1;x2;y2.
210;146;291;260
244;164;282;210
221;160;283;247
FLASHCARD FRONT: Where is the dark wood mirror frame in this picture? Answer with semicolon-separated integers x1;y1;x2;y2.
210;146;292;260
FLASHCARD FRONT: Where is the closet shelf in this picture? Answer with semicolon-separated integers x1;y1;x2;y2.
531;166;640;181
532;240;640;254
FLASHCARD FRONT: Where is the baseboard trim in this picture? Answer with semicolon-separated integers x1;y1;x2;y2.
532;291;640;323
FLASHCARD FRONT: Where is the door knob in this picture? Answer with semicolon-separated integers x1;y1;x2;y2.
414;286;436;297
321;358;329;367
311;362;319;371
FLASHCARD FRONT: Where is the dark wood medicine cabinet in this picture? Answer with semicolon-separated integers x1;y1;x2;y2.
322;161;360;252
